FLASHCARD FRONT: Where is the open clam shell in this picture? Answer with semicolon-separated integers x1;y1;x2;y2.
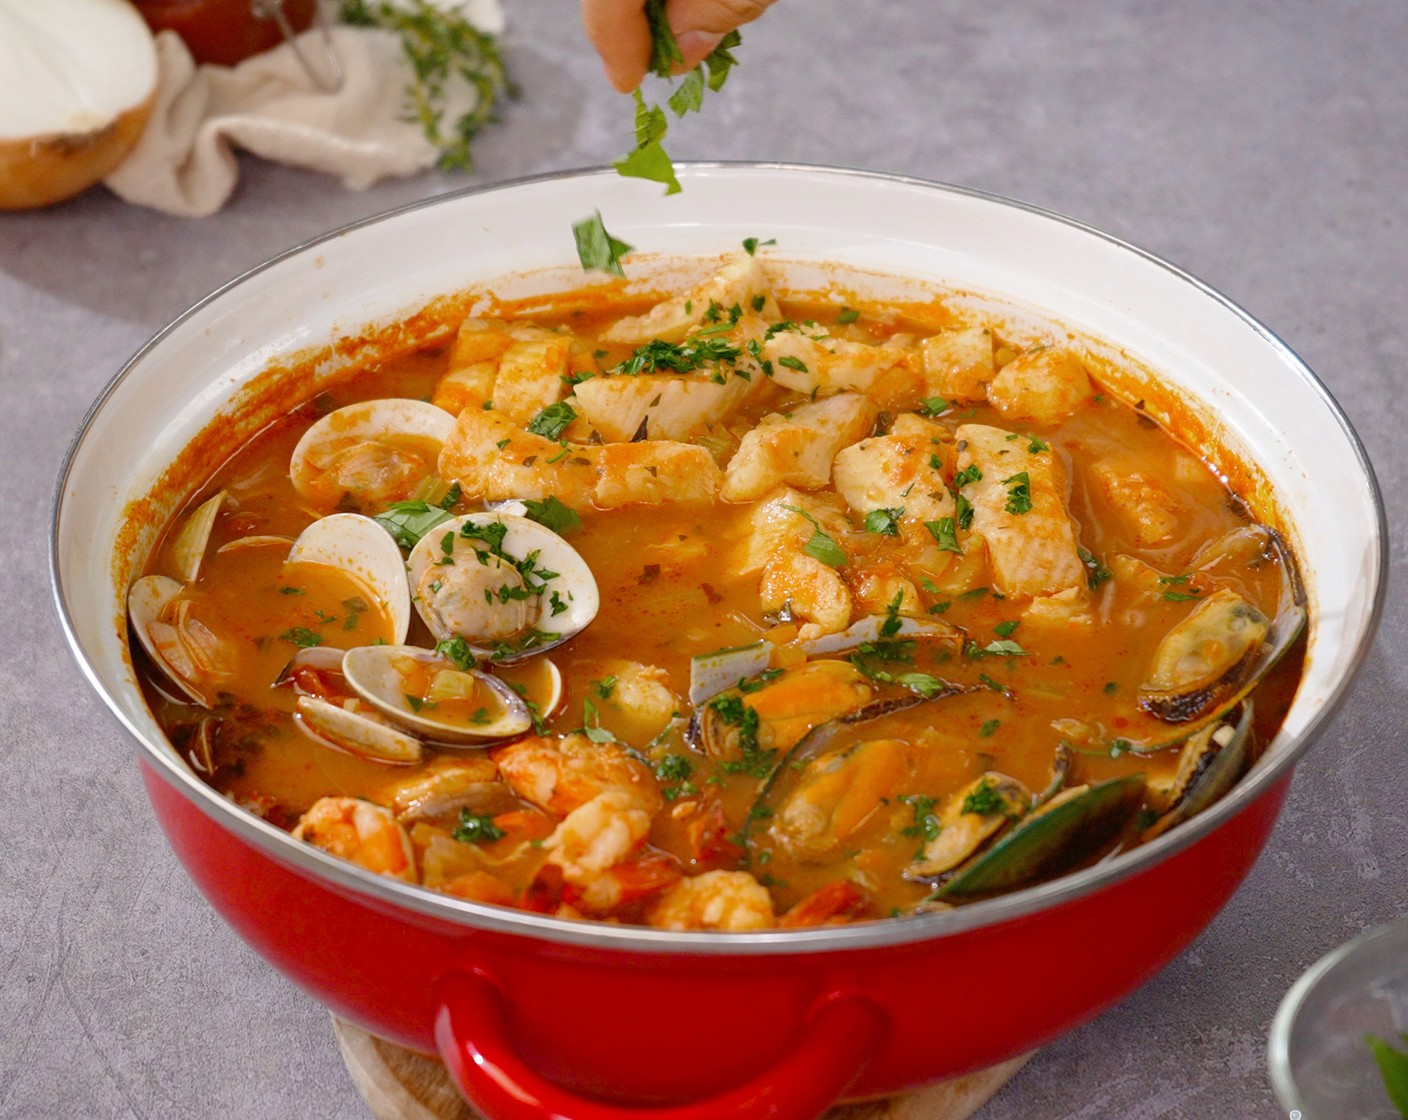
169;489;227;583
286;513;411;645
288;399;455;512
128;574;217;707
341;645;535;745
295;695;424;765
406;512;599;663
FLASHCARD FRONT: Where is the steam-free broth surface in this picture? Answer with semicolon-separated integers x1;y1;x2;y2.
133;255;1303;929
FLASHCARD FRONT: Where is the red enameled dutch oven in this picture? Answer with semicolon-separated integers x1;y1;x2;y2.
52;166;1386;1119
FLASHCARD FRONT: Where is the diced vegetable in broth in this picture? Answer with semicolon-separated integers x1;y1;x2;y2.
129;254;1305;929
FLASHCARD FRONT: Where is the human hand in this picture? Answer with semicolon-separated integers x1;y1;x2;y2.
581;0;777;93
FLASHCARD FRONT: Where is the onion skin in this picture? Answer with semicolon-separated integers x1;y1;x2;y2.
0;94;154;210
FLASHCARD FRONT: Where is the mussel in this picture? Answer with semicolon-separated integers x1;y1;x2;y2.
1138;528;1305;728
931;774;1147;900
1142;701;1254;841
690;659;876;765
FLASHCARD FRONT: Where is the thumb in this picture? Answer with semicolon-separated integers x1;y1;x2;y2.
666;0;777;69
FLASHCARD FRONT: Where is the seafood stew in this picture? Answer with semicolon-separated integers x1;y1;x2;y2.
129;251;1305;930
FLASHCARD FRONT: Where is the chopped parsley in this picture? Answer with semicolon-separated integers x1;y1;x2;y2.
373;499;452;549
1162;590;1203;602
837;306;860;324
589;675;617;700
954;491;974;531
526;401;577;440
993;619;1021;638
864;507;904;537
572;211;633;277
742;237;776;255
777;354;809;373
614;89;680;194
1002;471;1033;514
521;495;581;534
918;396;949;417
453;810;505;844
711;694;774;778
435;637;476;671
952;464;982;489
279;627;322;648
582;697;616;743
615;335;741;376
925;517;962;554
654;753;698;801
1027;436;1049;453
898;794;941;842
781;505;846;567
961;779;1012;817
978;719;1000;738
1078;545;1113;589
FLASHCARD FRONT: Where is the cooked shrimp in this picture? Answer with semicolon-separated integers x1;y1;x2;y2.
491;732;663;817
541;789;669;914
645;869;776;931
292;797;416;881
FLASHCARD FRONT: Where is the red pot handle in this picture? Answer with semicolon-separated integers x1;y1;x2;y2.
433;970;885;1120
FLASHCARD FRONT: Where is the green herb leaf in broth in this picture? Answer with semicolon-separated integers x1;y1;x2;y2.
573;211;634;277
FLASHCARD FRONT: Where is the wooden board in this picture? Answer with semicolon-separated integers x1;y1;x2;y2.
332;1016;1032;1120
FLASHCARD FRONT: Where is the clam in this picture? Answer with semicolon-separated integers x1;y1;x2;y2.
341;645;536;744
905;772;1031;879
168;489;227;582
405;513;599;663
127;574;230;707
1142;701;1254;841
295;695;424;765
932;774;1147;900
690;659;876;764
286;513;412;645
288;398;455;513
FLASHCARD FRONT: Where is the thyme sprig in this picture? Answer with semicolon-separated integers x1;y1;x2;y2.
340;0;514;172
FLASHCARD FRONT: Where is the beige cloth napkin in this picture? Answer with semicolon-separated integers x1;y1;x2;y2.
105;13;497;217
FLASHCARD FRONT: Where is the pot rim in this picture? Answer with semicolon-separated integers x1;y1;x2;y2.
50;162;1389;956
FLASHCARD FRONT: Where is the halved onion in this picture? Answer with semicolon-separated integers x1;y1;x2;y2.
0;0;158;210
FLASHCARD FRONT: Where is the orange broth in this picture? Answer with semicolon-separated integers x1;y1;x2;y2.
135;288;1304;926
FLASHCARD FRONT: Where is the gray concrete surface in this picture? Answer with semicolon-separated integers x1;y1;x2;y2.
2;2;1405;1117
